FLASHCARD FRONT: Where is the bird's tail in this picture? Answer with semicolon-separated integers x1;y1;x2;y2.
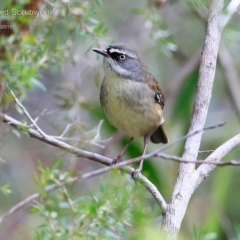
150;125;168;144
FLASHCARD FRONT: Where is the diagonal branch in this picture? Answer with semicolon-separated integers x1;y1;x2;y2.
0;157;168;224
1;113;111;165
2;137;240;225
219;0;240;29
196;133;240;180
0;110;226;222
1;112;225;165
10;89;47;138
0;111;238;226
0;112;167;212
158;152;240;166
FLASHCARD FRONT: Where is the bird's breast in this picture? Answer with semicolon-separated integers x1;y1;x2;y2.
100;76;163;138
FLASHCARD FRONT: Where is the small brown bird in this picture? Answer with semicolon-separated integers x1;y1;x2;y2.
93;43;168;178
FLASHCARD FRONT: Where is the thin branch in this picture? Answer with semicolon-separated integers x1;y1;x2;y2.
10;90;47;138
0;110;238;225
143;122;226;159
0;112;225;165
34;109;58;123
59;123;73;137
0;161;166;223
61;185;77;213
50;120;111;148
196;133;240;180
2;141;240;225
0;192;39;224
1;112;112;165
72;145;240;178
198;150;214;154
0;111;226;220
157;153;240;166
219;0;240;29
0;112;167;212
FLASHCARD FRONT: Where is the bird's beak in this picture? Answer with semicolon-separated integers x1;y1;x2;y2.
92;48;109;57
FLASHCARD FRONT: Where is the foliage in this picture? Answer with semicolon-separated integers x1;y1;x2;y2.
0;0;110;101
33;162;161;240
131;0;177;57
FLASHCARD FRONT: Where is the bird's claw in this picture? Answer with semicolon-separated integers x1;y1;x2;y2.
132;168;142;179
111;155;122;165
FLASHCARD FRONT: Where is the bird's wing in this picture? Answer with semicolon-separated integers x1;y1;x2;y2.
147;73;165;109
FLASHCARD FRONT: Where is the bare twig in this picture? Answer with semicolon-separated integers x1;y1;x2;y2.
144;122;226;159
11;90;107;149
61;185;77;213
0;112;167;212
0;109;238;226
75;146;240;176
59;123;73;137
0;193;39;224
198;150;214;154
10;90;47;138
0;160;167;223
1;140;240;225
157;153;240;166
50;120;111;148
0;110;227;223
196;133;240;180
1;112;112;165
219;0;240;29
34;109;58;123
0;112;226;165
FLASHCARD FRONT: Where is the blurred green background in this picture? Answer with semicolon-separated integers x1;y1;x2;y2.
0;0;240;239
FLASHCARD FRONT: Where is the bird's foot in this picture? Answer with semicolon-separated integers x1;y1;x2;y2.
132;167;142;179
111;155;122;165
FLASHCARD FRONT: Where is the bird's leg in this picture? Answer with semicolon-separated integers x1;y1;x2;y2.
112;137;134;165
132;136;150;179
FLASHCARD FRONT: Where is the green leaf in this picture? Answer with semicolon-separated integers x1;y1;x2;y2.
30;78;46;92
11;129;21;138
1;183;12;195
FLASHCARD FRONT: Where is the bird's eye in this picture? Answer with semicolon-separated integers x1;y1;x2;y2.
119;54;126;61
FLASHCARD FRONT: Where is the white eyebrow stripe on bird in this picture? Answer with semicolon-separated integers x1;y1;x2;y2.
108;48;137;58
